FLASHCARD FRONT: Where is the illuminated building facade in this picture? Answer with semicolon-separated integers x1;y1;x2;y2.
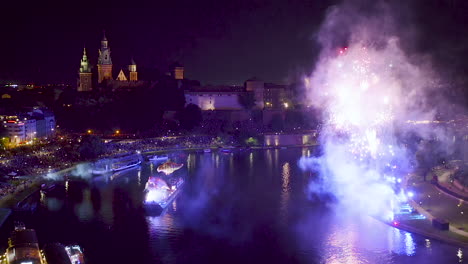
1;108;55;145
78;48;92;91
129;58;138;81
185;91;244;110
97;32;113;83
3;118;37;145
78;33;140;91
172;64;184;80
263;83;292;109
184;79;293;111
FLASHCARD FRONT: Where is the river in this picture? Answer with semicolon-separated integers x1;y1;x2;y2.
4;148;466;263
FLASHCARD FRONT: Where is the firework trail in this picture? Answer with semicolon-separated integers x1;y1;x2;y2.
300;3;437;220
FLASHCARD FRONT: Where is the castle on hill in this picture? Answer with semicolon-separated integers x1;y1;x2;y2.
77;32;185;92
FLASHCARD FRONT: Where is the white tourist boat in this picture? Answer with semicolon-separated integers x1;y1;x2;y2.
112;159;142;172
91;153;142;175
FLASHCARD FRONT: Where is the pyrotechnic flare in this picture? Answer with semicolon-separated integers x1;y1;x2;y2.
301;37;431;221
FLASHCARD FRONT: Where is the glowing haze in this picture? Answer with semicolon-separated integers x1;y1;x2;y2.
300;2;436;220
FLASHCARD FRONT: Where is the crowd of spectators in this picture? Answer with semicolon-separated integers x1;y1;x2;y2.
0;135;239;178
0;179;33;197
103;135;233;157
0;139;79;178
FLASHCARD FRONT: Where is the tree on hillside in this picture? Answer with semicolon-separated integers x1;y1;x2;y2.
238;92;256;110
78;135;105;161
176;104;202;130
270;114;284;132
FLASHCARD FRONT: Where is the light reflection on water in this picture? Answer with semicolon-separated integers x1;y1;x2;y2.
34;149;466;263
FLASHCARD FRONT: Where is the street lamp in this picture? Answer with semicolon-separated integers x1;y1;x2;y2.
87;130;92;134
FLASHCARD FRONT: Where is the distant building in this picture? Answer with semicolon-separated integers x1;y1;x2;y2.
78;48;92;92
128;58;138;81
263;83;292;109
172;63;184;80
97;32;113;83
183;78;293;111
77;32;141;91
185;86;244;110
245;78;264;109
28;108;56;138
3;117;36;145
2;107;55;145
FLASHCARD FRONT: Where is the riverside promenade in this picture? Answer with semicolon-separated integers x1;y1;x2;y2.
402;168;468;247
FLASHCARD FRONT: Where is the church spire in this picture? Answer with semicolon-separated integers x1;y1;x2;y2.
98;31;112;64
97;31;113;83
78;46;93;92
79;47;91;73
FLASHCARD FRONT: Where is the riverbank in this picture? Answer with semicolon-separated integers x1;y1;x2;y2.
399;171;468;248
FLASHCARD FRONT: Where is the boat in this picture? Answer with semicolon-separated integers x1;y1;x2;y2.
91;160;111;175
149;154;169;162
43;243;75;264
203;148;211;153
91;153;142;175
65;245;85;264
143;176;184;216
91;165;110;175
112;159;141;172
220;148;233;153
157;161;184;175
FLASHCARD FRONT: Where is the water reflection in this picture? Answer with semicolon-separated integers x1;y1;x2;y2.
404;232;416;256
32;149;467;264
75;189;93;222
45;197;64;211
280;162;290;225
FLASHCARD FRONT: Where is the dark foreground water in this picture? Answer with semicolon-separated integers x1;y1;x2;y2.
5;148;466;263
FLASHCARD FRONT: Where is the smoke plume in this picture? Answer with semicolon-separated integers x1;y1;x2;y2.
300;0;452;220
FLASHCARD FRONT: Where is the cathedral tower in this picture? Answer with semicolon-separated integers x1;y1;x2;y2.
78;47;92;92
97;32;113;83
128;58;138;81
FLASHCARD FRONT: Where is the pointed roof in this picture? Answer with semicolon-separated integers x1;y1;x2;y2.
130;57;136;65
102;30;107;41
116;69;128;81
80;47;91;73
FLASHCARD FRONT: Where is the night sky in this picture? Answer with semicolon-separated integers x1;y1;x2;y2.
1;0;468;86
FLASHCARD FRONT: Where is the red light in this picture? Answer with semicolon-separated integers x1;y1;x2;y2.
393;221;399;226
7;121;16;123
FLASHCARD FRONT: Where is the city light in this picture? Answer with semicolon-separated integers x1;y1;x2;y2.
87;130;92;134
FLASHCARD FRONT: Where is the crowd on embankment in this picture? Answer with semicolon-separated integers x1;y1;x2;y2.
0;134;236;179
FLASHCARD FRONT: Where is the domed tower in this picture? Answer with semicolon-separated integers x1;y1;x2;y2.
128;57;138;81
78;47;92;91
97;31;113;83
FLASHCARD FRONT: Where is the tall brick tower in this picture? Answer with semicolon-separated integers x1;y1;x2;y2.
97;32;113;83
78;47;92;91
128;57;138;81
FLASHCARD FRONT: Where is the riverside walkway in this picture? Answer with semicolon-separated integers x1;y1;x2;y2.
403;171;468;247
